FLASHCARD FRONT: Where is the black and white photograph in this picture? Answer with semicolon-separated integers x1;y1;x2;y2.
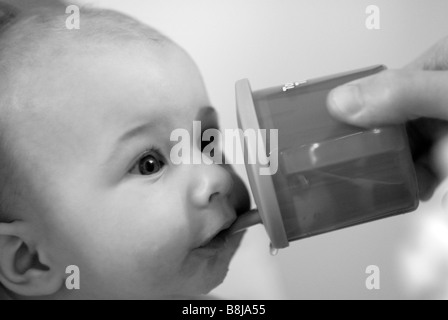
1;0;448;303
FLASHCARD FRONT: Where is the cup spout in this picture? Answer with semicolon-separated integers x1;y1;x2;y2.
228;209;262;234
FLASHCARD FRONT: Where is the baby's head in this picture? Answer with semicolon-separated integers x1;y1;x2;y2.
0;3;249;299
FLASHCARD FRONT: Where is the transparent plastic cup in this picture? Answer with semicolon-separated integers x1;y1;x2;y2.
234;65;419;249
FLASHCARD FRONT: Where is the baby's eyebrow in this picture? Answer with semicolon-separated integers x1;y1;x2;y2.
117;122;157;145
104;122;159;166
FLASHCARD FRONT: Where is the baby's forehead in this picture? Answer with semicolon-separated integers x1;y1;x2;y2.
0;5;207;159
6;45;203;147
4;30;195;115
0;4;179;94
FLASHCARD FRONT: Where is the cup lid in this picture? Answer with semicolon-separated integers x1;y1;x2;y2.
235;79;289;249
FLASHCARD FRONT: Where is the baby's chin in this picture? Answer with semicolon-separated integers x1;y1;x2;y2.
184;231;246;297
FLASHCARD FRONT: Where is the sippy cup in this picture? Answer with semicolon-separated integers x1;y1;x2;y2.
233;65;419;249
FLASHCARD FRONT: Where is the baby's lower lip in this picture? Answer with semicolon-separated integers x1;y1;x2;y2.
193;231;233;257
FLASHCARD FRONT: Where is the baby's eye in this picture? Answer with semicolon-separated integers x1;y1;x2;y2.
129;150;165;176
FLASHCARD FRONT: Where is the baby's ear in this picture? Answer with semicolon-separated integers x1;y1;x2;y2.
0;221;64;297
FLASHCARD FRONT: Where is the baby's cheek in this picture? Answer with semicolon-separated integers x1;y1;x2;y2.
126;235;192;295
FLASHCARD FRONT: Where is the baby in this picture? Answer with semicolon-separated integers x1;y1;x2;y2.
0;2;250;299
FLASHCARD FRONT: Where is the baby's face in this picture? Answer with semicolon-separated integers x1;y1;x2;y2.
7;44;246;298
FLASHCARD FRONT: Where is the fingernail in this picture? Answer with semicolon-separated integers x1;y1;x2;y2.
329;85;364;116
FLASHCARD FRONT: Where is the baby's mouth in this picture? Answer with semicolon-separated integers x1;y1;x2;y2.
196;218;237;251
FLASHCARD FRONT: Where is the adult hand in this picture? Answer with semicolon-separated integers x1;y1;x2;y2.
327;36;448;201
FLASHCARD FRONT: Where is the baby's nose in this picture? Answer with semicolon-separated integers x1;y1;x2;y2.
189;163;234;209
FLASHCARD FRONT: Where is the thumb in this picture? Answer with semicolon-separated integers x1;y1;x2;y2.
327;69;448;127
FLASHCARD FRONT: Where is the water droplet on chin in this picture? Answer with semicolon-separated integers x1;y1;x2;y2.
269;243;279;256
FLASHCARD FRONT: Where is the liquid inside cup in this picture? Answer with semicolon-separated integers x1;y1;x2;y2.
250;66;419;242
